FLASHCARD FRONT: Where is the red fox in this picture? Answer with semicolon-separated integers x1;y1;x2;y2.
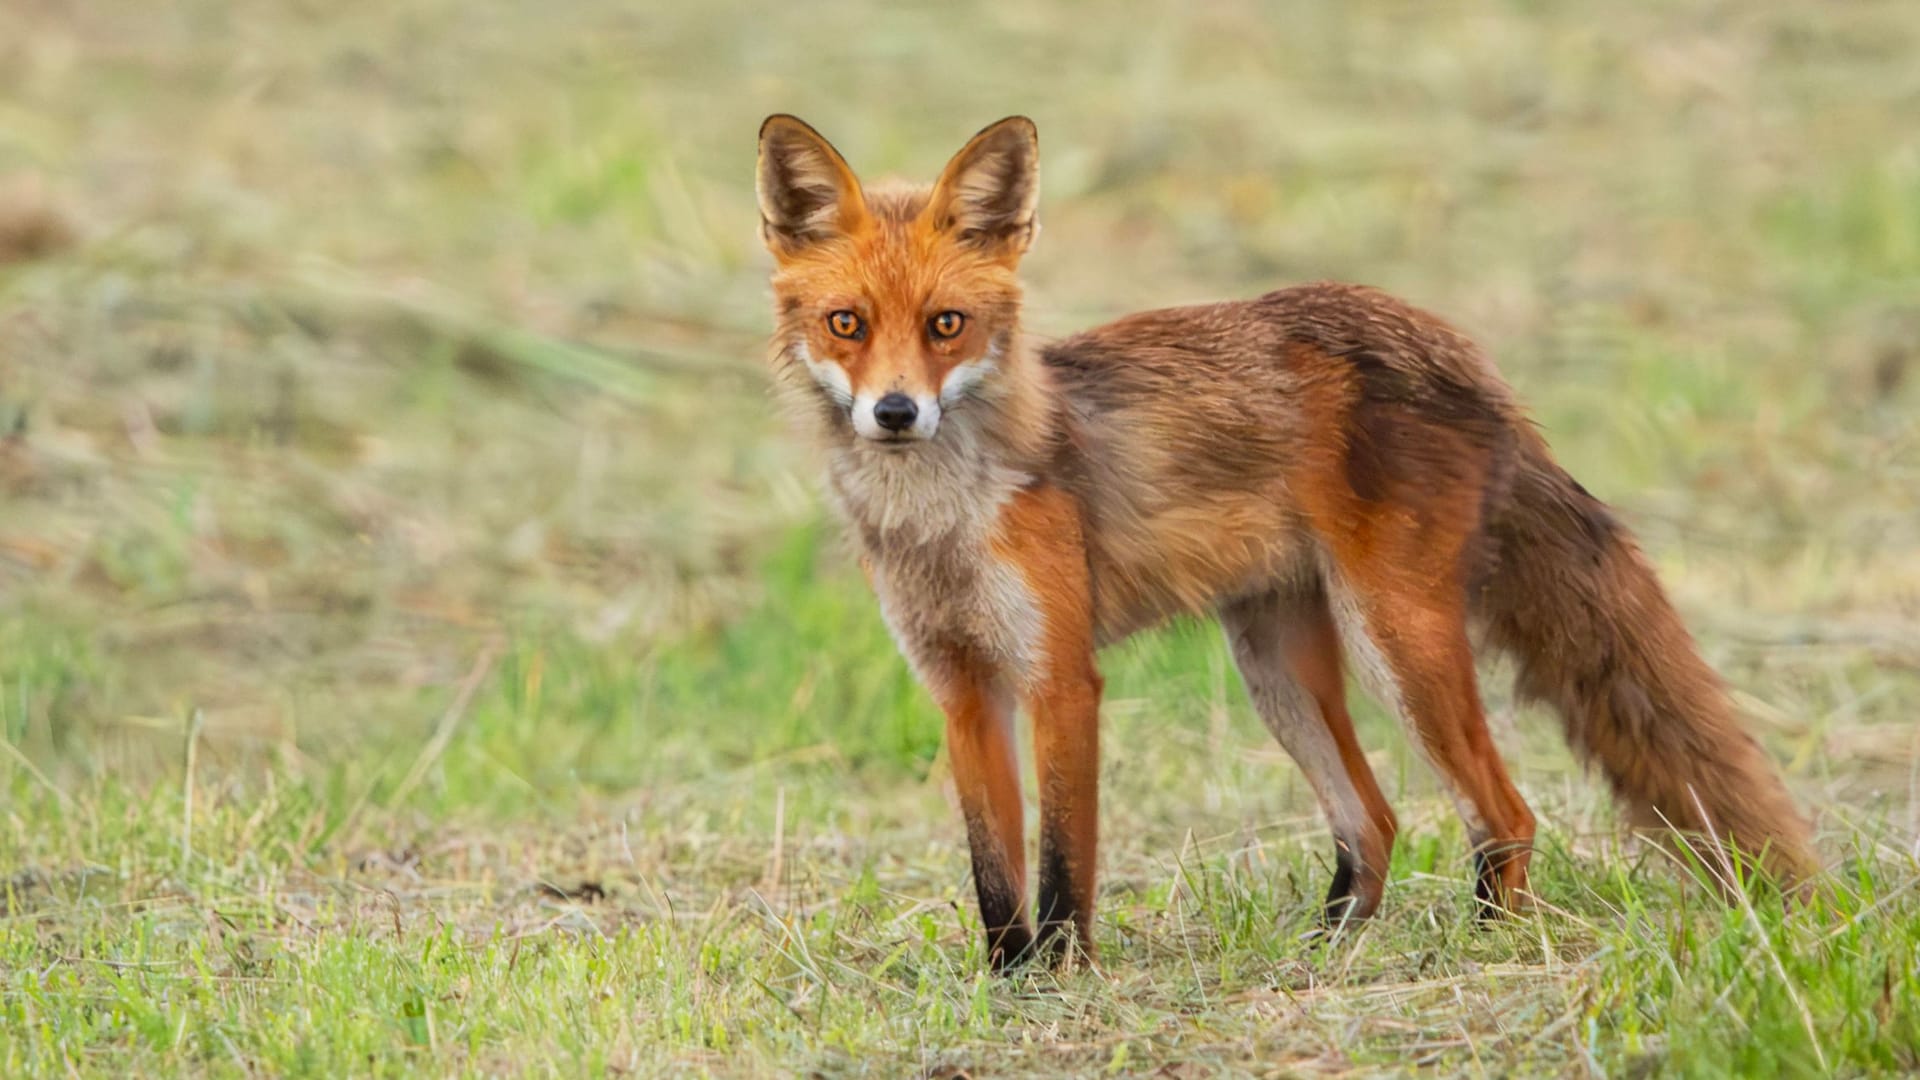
755;114;1818;969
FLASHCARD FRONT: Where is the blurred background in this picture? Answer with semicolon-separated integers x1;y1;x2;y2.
1;0;1917;1071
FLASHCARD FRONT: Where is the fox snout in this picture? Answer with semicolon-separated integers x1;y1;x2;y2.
847;355;1002;443
849;384;941;442
870;393;919;433
844;359;1001;443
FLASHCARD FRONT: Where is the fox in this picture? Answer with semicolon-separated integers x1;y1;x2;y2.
754;114;1818;970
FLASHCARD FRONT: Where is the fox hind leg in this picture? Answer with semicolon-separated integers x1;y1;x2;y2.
1327;575;1537;917
1221;587;1398;926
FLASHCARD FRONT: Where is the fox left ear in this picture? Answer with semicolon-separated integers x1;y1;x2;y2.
926;116;1039;259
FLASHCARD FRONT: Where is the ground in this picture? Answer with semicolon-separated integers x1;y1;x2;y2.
2;1;1918;1076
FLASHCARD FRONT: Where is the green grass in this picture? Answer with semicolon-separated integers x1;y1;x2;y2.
3;0;1919;1075
5;550;1919;1076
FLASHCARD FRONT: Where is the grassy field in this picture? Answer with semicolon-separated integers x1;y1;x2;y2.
3;1;1919;1075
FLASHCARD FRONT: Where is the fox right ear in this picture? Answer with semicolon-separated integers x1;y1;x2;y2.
756;115;867;258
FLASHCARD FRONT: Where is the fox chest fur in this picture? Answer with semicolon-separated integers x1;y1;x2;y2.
829;445;1048;691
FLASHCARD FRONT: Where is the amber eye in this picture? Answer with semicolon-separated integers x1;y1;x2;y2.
827;310;865;340
929;311;966;340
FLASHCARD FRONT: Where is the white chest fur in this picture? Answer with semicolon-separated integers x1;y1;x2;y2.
869;534;1046;693
828;441;1047;693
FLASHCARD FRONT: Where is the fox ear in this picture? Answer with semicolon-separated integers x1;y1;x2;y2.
757;115;868;257
926;116;1039;258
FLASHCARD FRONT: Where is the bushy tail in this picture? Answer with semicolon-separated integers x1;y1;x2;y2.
1475;431;1818;886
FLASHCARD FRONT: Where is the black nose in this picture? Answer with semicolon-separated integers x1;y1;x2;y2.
872;393;918;433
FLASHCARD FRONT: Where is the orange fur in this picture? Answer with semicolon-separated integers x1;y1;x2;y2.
991;483;1102;961
928;651;1031;967
756;116;1818;968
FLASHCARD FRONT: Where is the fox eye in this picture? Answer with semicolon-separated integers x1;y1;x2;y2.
827;310;865;340
929;311;966;340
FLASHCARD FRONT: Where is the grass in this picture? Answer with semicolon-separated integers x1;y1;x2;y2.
3;0;1919;1075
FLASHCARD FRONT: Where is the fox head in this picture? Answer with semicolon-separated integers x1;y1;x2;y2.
757;115;1039;448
